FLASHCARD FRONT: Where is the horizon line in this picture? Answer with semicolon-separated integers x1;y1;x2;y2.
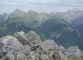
0;8;83;15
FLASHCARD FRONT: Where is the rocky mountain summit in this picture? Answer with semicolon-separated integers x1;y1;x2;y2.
0;9;83;49
0;31;83;60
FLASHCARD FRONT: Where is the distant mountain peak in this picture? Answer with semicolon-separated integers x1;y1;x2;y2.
67;9;83;13
9;9;26;18
28;10;36;12
13;9;25;14
28;10;38;14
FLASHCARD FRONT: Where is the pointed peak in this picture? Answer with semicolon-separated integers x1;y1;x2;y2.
13;9;24;14
14;9;22;12
9;9;26;18
67;9;82;12
28;10;36;12
28;10;38;14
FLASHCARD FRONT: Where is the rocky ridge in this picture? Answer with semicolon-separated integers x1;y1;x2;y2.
0;31;83;60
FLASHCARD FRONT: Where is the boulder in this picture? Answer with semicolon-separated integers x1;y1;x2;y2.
59;45;65;50
0;40;3;56
82;52;83;57
39;40;59;51
6;51;25;60
64;46;81;58
1;35;24;52
26;31;41;44
15;31;31;45
6;50;15;60
58;50;68;59
39;54;49;60
29;51;40;60
22;45;31;55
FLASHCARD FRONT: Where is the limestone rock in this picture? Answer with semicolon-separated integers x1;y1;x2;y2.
64;46;82;58
15;31;31;45
39;54;49;60
6;51;25;60
58;50;68;59
39;40;59;51
1;35;24;52
81;52;83;60
0;40;3;56
22;45;31;55
0;31;83;60
26;31;41;44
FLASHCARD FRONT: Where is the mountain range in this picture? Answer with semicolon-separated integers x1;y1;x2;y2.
0;9;83;49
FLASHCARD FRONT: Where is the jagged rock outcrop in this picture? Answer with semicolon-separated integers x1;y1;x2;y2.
38;40;59;51
26;31;41;44
0;31;83;60
14;31;31;45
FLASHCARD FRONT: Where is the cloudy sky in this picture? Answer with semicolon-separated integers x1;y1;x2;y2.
0;0;83;14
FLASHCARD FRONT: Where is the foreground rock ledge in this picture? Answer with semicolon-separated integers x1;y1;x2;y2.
0;31;83;60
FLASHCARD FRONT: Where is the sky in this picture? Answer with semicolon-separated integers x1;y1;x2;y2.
0;0;83;14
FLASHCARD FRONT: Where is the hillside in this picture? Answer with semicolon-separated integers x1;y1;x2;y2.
55;9;83;23
39;16;80;48
0;9;83;49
